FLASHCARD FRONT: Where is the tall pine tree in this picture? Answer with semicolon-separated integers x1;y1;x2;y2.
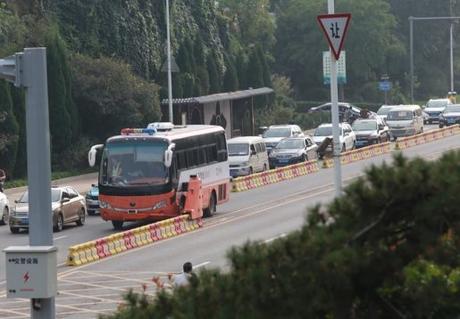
46;28;73;155
0;81;19;178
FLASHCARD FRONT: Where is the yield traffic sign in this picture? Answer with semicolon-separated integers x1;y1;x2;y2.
317;13;351;60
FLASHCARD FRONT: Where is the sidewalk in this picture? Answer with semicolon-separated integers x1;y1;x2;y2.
4;172;98;196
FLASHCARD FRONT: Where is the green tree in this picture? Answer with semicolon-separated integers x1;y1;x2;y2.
0;81;19;177
104;152;460;318
247;48;264;88
275;0;400;101
222;54;239;91
71;54;161;140
10;88;26;178
218;0;275;52
207;54;221;93
46;28;73;155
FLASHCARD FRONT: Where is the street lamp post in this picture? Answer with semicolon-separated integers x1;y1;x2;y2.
166;0;173;123
409;16;460;103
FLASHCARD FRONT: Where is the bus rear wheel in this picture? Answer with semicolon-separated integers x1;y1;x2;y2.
112;220;124;230
203;192;216;218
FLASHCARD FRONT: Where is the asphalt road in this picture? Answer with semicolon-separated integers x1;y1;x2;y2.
0;125;459;318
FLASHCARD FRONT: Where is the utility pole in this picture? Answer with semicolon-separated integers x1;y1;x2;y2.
166;0;173;123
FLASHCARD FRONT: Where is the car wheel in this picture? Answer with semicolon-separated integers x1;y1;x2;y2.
112;220;124;230
76;209;86;226
439;123;444;128
420;126;424;133
203;192;216;218
54;214;64;232
0;207;8;225
10;227;20;234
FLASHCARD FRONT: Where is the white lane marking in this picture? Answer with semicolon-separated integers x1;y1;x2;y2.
56;186;338;279
54;236;67;241
194;261;211;269
264;233;286;244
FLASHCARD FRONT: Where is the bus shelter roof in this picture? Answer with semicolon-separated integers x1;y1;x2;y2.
161;87;274;105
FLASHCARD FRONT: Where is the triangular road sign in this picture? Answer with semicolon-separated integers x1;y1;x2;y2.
161;56;180;73
317;13;351;60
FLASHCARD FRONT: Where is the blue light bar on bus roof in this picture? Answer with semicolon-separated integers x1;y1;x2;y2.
120;128;157;135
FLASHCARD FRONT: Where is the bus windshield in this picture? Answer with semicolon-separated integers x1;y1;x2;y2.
100;141;169;187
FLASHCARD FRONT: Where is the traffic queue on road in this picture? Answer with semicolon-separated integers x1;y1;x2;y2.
0;97;452;234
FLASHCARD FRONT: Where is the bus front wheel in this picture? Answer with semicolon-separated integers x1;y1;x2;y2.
112;220;124;230
203;192;216;218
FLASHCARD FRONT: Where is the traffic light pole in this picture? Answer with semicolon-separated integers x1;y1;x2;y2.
0;48;55;318
23;48;55;319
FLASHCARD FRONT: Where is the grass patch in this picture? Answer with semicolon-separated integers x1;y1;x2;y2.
4;168;97;190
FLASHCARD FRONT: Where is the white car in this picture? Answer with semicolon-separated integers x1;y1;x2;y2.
312;123;356;152
0;191;9;225
262;124;304;153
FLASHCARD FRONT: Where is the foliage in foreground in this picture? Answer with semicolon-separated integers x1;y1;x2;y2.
103;151;460;319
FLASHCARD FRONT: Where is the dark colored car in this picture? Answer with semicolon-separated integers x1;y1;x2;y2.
309;102;361;123
85;184;100;215
352;118;390;148
268;136;318;168
439;104;460;128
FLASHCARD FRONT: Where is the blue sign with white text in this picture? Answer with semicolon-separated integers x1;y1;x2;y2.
379;81;392;92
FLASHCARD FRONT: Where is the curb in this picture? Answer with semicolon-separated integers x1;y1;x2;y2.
67;214;202;266
231;160;320;192
395;125;460;150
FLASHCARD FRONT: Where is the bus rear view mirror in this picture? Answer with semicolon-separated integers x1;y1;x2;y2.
88;144;104;167
164;143;176;168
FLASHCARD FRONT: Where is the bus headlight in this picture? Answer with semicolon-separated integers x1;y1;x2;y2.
152;200;167;210
99;201;112;209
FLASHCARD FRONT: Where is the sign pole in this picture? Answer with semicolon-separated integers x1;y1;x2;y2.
23;48;55;318
317;2;351;197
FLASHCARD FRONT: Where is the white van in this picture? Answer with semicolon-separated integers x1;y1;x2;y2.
227;136;269;177
386;105;424;139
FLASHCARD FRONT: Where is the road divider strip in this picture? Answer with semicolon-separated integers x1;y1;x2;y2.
66;214;202;266
322;142;391;168
395;125;460;150
231;160;320;192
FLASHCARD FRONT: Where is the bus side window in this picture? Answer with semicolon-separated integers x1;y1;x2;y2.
216;133;227;161
177;151;187;170
206;145;218;163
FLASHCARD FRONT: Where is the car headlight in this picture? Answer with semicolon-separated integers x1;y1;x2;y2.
152;200;167;210
99;201;111;209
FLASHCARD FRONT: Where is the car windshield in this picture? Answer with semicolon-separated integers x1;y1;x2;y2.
387;111;413;121
352;121;377;131
19;189;61;203
444;105;460;113
276;139;304;150
263;128;291;138
314;126;333;136
228;143;249;156
377;107;392;115
100;140;169;187
427;100;447;108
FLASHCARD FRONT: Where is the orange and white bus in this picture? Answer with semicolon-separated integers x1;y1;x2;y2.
88;123;230;230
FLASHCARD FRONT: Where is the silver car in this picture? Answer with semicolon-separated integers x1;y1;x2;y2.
0;191;9;225
9;186;86;233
